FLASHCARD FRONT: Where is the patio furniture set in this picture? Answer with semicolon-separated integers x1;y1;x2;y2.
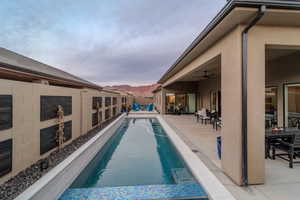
265;128;300;168
195;108;221;131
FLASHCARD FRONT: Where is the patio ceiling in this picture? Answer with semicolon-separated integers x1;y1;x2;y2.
266;46;300;61
177;56;221;82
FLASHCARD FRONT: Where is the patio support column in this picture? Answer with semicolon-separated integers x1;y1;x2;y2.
247;28;266;184
221;27;243;185
242;5;266;185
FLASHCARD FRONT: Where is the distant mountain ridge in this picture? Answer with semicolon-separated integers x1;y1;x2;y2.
110;84;159;97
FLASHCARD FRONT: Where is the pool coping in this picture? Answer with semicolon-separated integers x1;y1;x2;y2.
129;114;236;200
15;114;126;200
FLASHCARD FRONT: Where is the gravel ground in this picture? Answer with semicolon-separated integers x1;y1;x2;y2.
0;115;120;200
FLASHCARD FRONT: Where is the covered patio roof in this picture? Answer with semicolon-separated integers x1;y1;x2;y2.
158;0;300;85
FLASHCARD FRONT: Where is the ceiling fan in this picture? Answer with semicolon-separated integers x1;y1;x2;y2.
201;70;217;80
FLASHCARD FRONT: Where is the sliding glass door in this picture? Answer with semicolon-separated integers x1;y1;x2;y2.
165;93;196;114
210;90;221;117
285;84;300;128
265;87;278;128
166;93;175;114
187;93;196;113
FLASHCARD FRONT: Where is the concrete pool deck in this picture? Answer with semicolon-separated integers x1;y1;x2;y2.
163;114;300;200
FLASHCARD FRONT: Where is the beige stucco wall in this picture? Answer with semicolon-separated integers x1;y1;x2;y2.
134;96;153;106
127;95;134;106
153;90;164;113
247;25;300;184
0;78;122;184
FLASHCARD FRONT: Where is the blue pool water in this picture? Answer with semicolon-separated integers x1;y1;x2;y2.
60;118;207;199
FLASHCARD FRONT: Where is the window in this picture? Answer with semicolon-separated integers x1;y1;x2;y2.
166;93;175;113
40;96;72;121
105;97;111;107
92;97;102;109
92;112;102;127
92;112;98;127
265;87;278;128
285;84;300;128
210;91;217;111
113;107;116;116
0;95;12;131
105;109;110;120
113;97;117;105
40;121;72;154
0;139;12;177
64;121;72;142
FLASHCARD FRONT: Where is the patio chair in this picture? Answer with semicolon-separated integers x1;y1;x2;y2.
213;118;222;131
195;110;203;122
272;133;300;168
198;108;210;125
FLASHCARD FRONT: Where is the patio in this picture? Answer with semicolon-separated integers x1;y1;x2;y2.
163;114;300;200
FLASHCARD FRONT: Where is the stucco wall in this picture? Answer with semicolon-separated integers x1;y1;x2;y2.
247;25;300;184
134;96;153;106
153;90;164;113
0;78;124;184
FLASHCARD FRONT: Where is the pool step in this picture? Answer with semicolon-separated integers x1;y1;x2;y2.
60;183;208;200
171;168;196;184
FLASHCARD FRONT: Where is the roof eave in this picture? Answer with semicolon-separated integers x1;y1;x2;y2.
158;0;300;84
0;62;102;91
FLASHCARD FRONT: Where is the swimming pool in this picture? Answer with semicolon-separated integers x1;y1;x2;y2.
59;118;207;199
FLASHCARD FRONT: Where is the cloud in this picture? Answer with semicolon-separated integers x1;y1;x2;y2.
0;0;226;85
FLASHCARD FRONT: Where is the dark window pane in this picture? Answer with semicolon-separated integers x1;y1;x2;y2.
286;85;300;128
40;96;72;121
113;107;116;116
92;97;102;109
113;97;117;105
64;121;72;142
92;112;98;127
0;95;12;131
105;109;110;120
105;97;111;107
40;121;72;154
0;139;12;177
265;87;278;128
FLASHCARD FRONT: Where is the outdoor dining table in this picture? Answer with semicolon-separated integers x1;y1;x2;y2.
265;129;300;159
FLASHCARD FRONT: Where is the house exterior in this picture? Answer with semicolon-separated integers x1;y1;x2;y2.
0;48;130;184
154;0;300;185
103;87;135;110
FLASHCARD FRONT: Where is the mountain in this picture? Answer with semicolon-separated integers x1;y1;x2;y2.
110;84;160;97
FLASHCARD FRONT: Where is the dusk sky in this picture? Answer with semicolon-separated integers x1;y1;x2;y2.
0;0;225;86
